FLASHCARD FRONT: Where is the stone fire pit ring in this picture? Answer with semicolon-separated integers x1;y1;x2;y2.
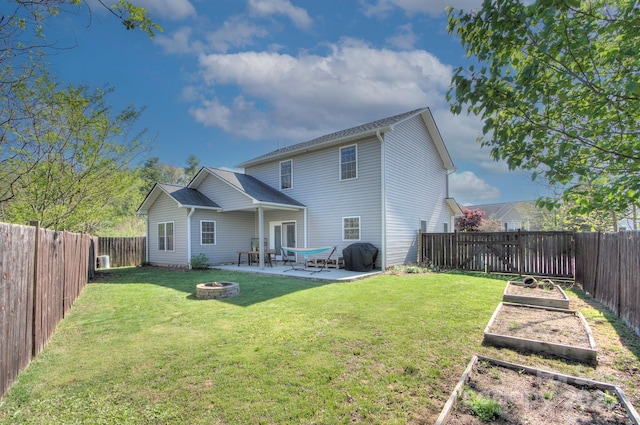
195;282;240;299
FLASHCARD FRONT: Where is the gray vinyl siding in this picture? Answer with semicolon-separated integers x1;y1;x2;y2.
384;115;450;267
147;193;189;266
197;173;255;211
247;136;382;264
190;210;255;265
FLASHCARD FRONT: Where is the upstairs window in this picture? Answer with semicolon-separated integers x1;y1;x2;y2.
280;160;292;189
201;220;216;245
343;216;361;241
340;145;357;180
158;222;174;251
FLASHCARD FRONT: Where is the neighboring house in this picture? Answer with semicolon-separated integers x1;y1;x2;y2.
137;107;462;269
467;201;540;231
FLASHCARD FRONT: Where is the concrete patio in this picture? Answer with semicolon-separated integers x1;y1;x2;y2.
212;263;382;282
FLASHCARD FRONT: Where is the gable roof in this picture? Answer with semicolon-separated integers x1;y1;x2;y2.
235;107;455;170
467;201;536;220
137;183;221;215
192;168;306;209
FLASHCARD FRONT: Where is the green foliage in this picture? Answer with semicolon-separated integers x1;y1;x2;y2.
111;0;163;38
184;154;201;182
447;0;640;216
0;73;150;232
190;253;209;269
0;0;160;233
462;387;501;422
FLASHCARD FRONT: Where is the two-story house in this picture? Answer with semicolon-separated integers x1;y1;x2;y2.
137;107;462;270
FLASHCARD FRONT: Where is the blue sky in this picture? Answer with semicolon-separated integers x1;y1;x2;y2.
39;0;548;205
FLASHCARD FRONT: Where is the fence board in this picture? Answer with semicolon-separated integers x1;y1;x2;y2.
98;237;146;268
1;222;96;399
422;231;575;278
576;232;640;337
0;223;35;398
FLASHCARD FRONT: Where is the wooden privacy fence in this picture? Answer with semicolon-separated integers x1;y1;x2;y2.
98;236;146;268
575;232;640;337
420;231;575;278
0;222;97;399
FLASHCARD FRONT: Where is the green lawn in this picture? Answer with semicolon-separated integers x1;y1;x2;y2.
0;267;638;424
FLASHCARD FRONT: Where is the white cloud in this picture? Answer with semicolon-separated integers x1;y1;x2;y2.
449;171;500;204
206;16;270;53
130;0;196;20
361;0;482;17
191;38;453;141
248;0;312;30
155;27;202;54
386;24;417;50
432;110;509;173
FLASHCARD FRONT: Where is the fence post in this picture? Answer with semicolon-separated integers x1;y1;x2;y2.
517;230;523;277
29;221;40;357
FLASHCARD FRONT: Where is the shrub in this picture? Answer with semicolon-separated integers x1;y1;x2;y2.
190;253;209;269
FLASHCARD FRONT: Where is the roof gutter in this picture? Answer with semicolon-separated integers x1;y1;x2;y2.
236;126;393;169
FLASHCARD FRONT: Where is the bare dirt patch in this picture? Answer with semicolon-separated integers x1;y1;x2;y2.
489;304;591;348
445;358;634;424
506;283;567;300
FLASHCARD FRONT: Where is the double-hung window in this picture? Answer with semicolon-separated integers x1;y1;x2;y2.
201;220;216;245
280;160;292;189
343;216;361;241
340;145;357;180
158;222;174;251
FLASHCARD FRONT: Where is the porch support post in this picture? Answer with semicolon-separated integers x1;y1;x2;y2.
258;206;265;269
303;207;308;248
187;208;195;269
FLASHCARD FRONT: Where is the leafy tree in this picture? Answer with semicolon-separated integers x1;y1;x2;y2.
185;154;201;182
456;207;485;232
140;157;163;194
447;0;640;216
0;74;149;232
478;218;502;232
0;0;160;203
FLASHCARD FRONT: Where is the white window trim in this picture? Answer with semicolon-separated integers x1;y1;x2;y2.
200;220;216;245
157;221;175;252
342;216;361;241
420;219;427;233
339;144;358;181
279;159;293;190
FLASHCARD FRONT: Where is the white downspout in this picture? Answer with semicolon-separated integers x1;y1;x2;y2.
145;215;149;264
376;130;386;270
187;208;195;269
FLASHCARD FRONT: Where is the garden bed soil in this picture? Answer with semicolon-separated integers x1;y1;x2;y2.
438;356;640;424
484;303;597;365
503;281;570;309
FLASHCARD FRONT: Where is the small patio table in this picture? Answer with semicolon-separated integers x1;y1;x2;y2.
237;250;274;267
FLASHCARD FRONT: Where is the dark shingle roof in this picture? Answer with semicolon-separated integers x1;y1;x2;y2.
159;183;221;209
206;168;305;207
236;107;428;168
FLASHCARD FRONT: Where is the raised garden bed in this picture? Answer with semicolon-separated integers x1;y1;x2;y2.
436;355;640;424
503;280;570;309
484;302;597;365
